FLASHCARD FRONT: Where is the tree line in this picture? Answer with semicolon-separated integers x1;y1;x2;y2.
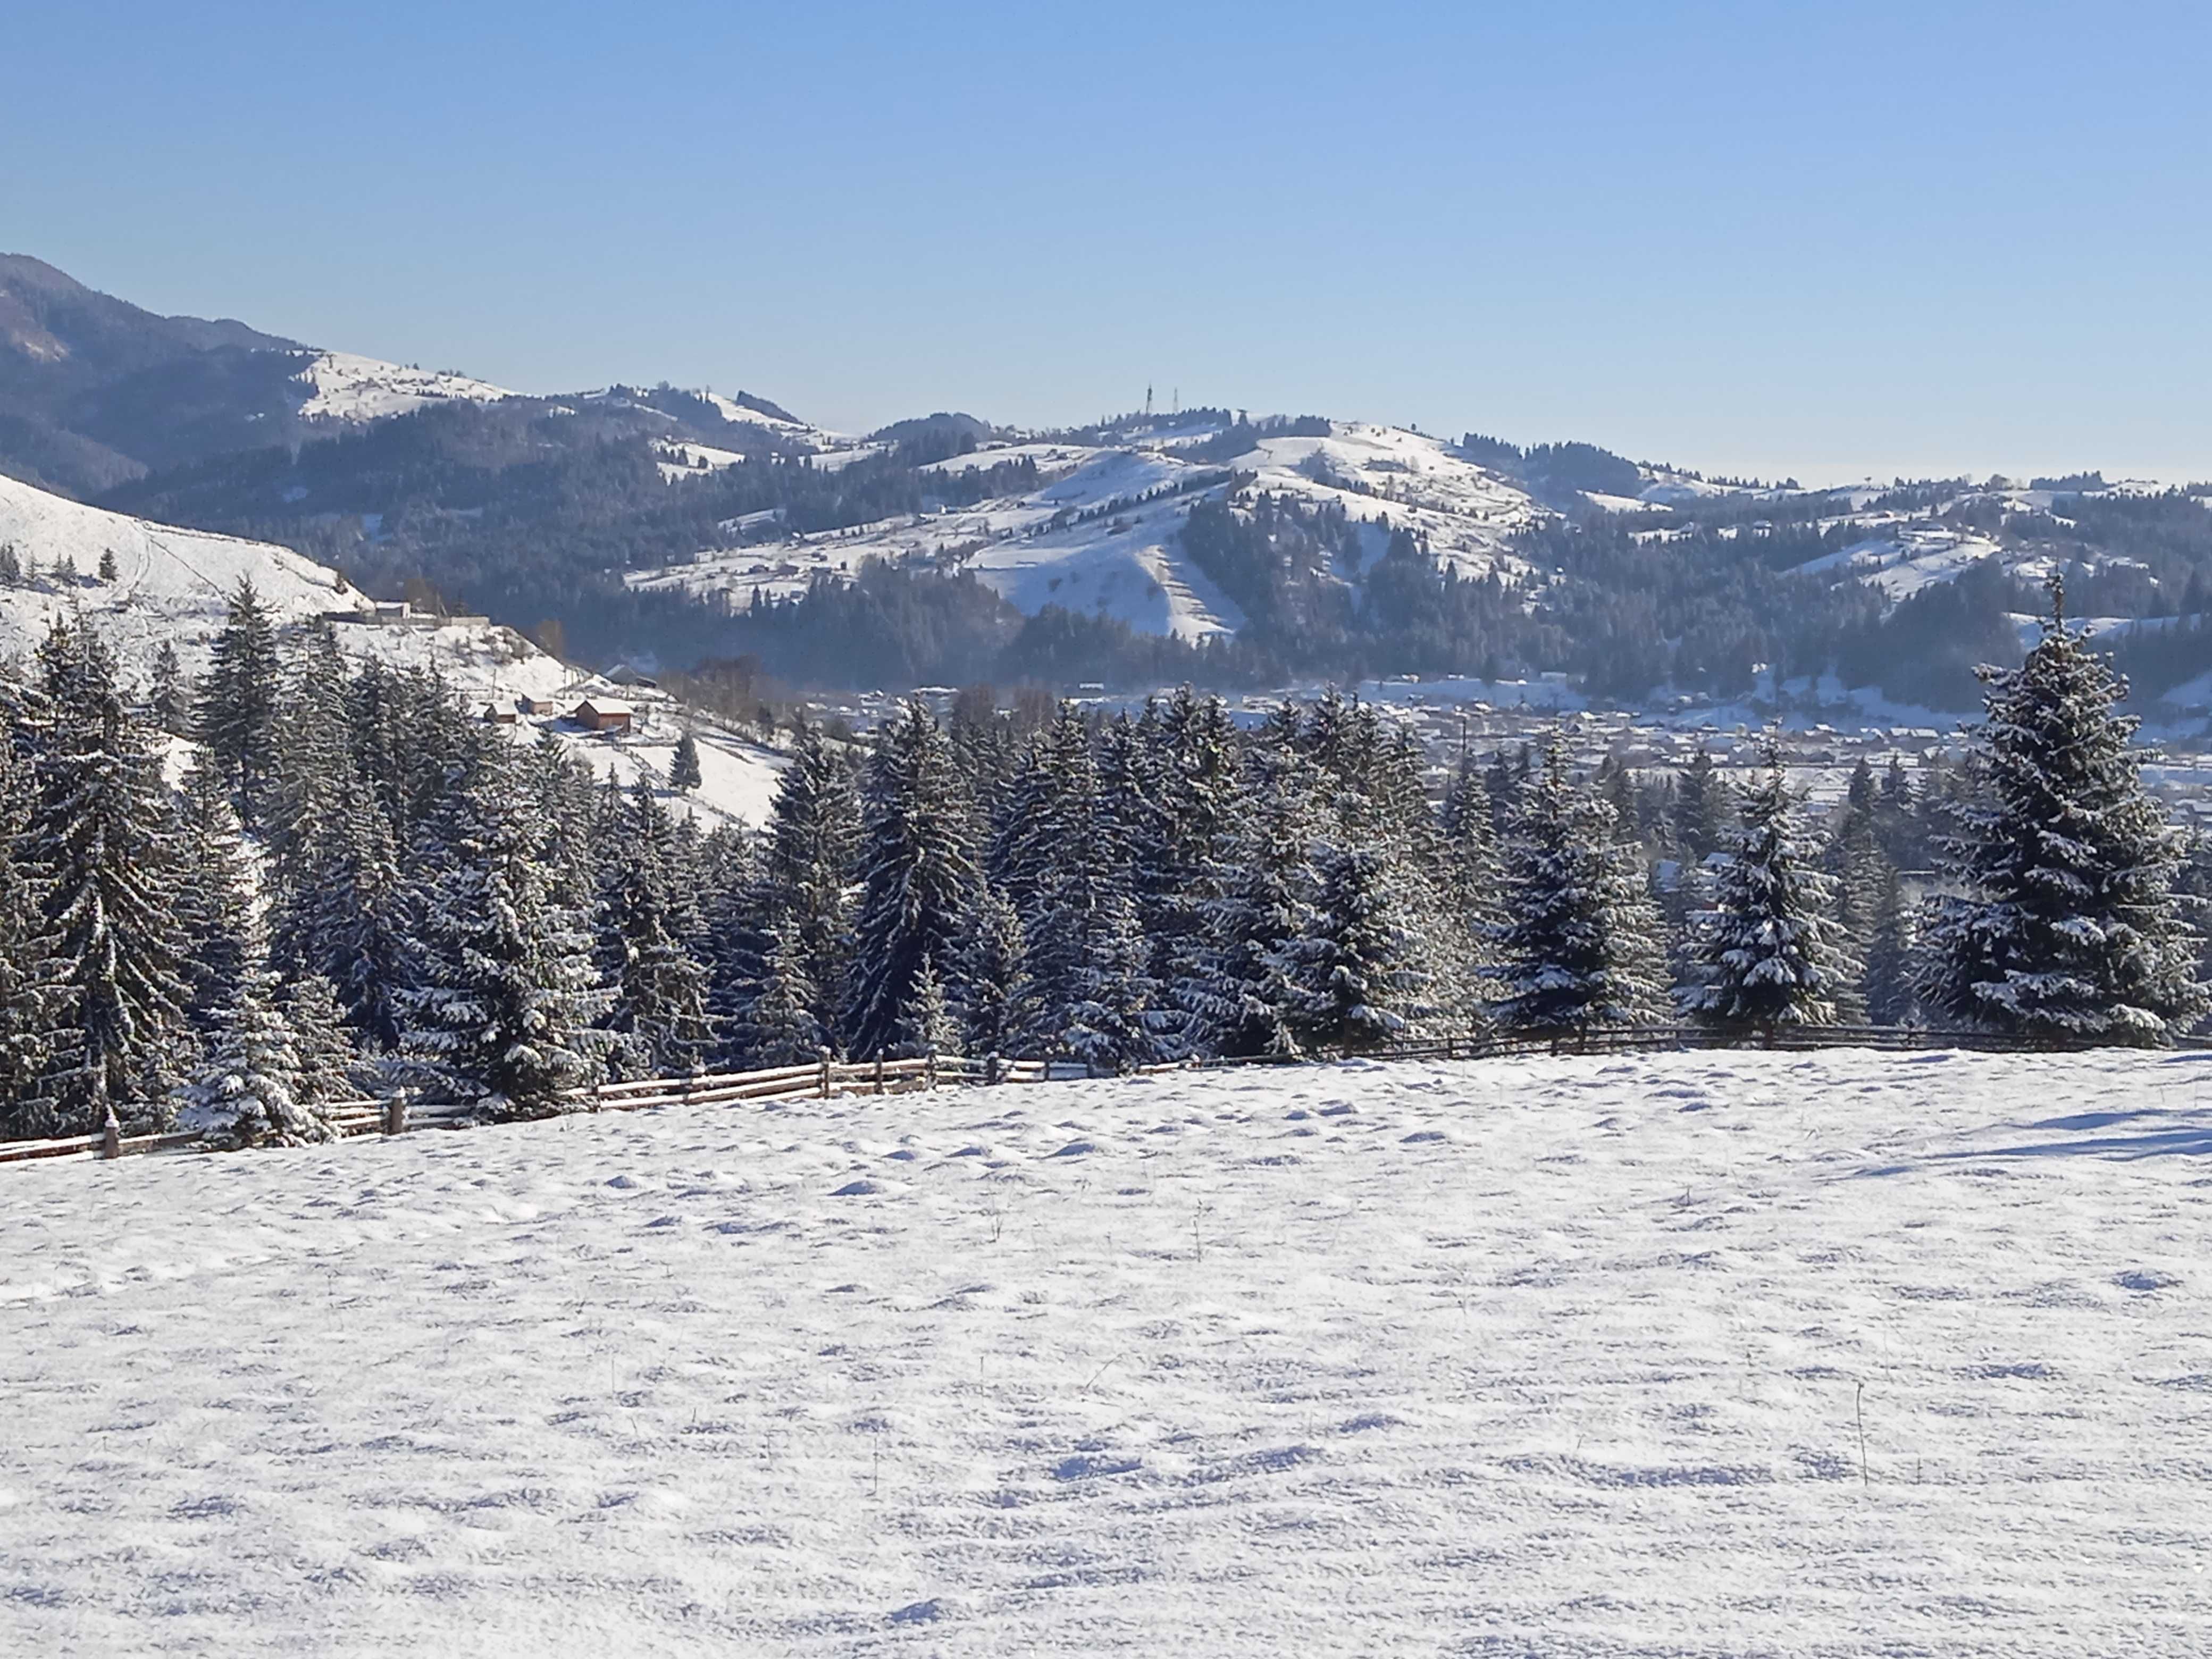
0;580;2198;1150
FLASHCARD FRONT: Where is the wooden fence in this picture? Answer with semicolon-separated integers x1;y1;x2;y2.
0;1025;2176;1170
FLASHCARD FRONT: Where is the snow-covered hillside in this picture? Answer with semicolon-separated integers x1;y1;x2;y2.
630;420;1543;642
3;1048;2205;1655
0;473;786;826
292;350;514;423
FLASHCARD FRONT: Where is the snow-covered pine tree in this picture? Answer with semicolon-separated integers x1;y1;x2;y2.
670;728;703;794
1493;738;1668;1034
1439;750;1503;975
723;915;824;1068
148;639;188;737
1672;748;1733;865
988;701;1093;925
757;721;859;1043
1919;577;2208;1043
1821;761;1885;1025
194;579;283;828
400;755;612;1120
175;960;335;1149
1270;840;1430;1052
1142;691;1242;1000
596;781;714;1078
1177;743;1319;1057
29;619;193;1130
1676;742;1852;1033
893;952;962;1060
270;769;412;1049
0;734;68;1140
950;880;1032;1060
171;758;254;1038
283;971;361;1109
1052;887;1157;1071
843;700;979;1057
999;703;1163;1068
263;622;354;866
1863;864;1917;1026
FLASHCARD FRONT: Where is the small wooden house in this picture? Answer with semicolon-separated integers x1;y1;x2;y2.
518;694;562;716
480;702;517;726
573;698;634;734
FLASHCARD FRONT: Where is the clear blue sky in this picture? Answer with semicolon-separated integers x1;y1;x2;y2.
7;2;2207;483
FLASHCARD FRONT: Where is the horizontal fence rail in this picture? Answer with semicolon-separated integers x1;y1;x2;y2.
1;1025;2190;1170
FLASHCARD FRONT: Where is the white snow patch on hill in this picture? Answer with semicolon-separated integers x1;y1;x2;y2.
294;350;514;423
630;421;1541;642
0;472;357;670
2;1048;2206;1655
0;474;786;825
654;440;747;482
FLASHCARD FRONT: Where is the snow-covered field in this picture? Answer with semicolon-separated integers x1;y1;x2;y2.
292;351;514;423
4;1048;2206;1655
0;473;788;826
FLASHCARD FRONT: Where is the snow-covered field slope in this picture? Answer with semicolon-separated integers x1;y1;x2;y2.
0;472;358;668
0;473;786;825
292;351;513;423
630;421;1543;642
3;1048;2206;1655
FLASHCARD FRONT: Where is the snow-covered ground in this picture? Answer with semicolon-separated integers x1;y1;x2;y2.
631;421;1541;643
292;351;514;423
3;1048;2206;1655
0;473;787;826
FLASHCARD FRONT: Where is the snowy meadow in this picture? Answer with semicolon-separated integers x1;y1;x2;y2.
5;1047;2208;1655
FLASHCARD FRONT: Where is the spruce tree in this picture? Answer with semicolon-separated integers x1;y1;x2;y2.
172;759;254;1037
1178;744;1317;1057
148;640;188;737
1494;739;1668;1034
1920;579;2208;1043
951;881;1033;1059
1677;746;1851;1033
843;700;978;1057
195;580;283;827
400;757;611;1119
1672;748;1733;865
893;953;962;1060
0;736;67;1139
724;915;824;1068
271;770;411;1049
596;782;714;1077
671;728;703;793
1438;749;1502;1022
758;722;859;1042
1051;888;1157;1070
1272;841;1429;1052
1863;865;1917;1027
176;962;335;1149
29;621;193;1129
283;971;361;1108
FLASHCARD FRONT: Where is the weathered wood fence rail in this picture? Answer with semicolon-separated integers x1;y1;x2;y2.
1;1025;2192;1169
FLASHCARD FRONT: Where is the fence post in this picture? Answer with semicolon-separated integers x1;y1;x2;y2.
819;1047;833;1099
1445;1035;1456;1061
874;1052;886;1095
925;1050;937;1090
101;1108;121;1160
986;1050;1000;1086
383;1092;409;1136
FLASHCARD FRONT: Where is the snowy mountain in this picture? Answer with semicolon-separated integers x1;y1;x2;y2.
630;418;1543;642
0;472;785;825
